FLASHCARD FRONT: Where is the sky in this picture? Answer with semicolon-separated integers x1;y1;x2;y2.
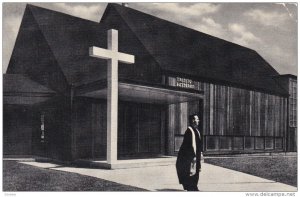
2;2;298;75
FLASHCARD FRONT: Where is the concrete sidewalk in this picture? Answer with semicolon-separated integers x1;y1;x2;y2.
19;161;297;192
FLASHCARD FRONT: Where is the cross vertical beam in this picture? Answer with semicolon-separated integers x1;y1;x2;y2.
89;29;135;166
107;58;118;164
107;30;118;164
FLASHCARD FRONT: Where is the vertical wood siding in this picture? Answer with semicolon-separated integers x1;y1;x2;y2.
202;83;287;137
167;76;287;138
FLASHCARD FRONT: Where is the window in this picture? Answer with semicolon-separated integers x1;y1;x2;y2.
275;138;283;149
233;137;244;150
265;137;274;149
206;136;219;150
245;137;255;150
255;137;264;150
219;136;232;150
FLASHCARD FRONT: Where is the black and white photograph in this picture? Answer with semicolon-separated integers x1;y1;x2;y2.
2;2;298;193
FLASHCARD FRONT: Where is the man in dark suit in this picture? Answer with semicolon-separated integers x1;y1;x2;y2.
176;114;203;191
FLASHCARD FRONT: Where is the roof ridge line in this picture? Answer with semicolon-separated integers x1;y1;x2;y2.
108;4;163;71
27;4;101;25
252;51;280;75
110;3;256;52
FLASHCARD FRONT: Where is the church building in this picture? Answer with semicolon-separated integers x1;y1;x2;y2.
3;3;296;168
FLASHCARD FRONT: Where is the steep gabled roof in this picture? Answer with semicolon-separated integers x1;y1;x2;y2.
102;3;287;96
7;3;288;96
7;4;109;87
7;4;163;88
28;5;111;85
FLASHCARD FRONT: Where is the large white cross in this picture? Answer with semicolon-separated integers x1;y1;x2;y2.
89;29;135;165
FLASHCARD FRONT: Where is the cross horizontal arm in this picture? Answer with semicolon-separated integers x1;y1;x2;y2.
89;46;113;60
118;52;135;64
89;46;135;64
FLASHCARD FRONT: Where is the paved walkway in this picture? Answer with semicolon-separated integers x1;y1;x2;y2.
19;161;297;192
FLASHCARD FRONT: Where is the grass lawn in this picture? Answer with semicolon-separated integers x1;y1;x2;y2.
3;160;147;191
205;156;297;187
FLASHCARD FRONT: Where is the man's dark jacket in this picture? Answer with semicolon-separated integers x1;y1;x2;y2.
176;126;203;185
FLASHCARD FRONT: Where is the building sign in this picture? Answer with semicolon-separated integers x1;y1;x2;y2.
167;76;203;91
176;77;195;89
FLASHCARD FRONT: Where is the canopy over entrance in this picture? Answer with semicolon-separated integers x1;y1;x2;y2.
3;74;56;105
78;82;203;104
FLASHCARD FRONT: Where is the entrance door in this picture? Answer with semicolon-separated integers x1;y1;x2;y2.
118;101;163;158
32;112;48;157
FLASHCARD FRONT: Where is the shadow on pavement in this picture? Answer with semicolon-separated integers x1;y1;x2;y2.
156;188;184;191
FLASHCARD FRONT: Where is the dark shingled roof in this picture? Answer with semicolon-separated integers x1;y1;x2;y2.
102;3;287;96
7;4;109;89
6;3;288;96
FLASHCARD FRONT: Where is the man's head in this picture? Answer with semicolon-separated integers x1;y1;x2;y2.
189;114;199;128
